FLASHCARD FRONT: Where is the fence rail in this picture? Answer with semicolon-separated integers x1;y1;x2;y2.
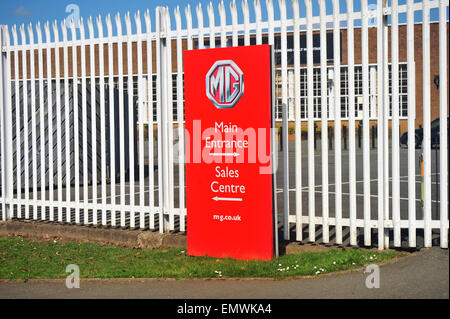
0;0;448;250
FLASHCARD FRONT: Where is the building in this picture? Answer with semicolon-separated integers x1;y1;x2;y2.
10;22;449;135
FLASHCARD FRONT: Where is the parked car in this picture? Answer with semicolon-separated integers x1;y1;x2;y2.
399;117;449;149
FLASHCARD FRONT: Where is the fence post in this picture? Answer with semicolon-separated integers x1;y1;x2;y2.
156;7;171;233
377;0;390;250
382;0;390;249
0;25;13;220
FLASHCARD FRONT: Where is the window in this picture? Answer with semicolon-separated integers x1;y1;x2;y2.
387;64;408;118
172;73;185;123
140;73;184;124
273;63;407;121
340;66;365;119
273;33;337;66
138;75;156;124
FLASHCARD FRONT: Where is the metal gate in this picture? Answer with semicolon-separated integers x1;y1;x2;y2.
0;0;448;249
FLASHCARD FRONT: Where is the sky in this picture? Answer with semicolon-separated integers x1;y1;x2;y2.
0;0;447;41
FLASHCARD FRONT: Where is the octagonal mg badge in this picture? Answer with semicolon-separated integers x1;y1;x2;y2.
205;60;244;109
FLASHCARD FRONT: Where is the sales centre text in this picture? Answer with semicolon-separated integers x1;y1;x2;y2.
208;121;247;195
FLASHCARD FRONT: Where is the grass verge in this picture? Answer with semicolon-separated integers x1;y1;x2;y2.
0;236;405;281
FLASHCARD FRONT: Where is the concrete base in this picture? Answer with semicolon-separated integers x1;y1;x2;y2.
0;220;351;255
0;220;187;250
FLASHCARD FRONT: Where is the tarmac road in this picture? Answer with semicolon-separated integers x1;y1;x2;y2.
0;247;447;299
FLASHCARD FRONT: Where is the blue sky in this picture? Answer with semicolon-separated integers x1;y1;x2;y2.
0;0;447;39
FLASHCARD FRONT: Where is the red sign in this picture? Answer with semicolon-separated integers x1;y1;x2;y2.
184;45;274;261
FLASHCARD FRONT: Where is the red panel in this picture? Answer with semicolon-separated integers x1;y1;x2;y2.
184;45;274;261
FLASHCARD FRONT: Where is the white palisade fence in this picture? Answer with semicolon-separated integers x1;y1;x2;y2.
0;0;448;249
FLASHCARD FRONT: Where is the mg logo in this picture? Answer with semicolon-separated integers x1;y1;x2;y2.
205;60;244;109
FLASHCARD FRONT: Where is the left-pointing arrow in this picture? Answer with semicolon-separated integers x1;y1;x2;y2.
212;196;243;202
209;152;240;157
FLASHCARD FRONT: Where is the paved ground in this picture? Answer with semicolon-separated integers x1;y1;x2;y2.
0;247;447;299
